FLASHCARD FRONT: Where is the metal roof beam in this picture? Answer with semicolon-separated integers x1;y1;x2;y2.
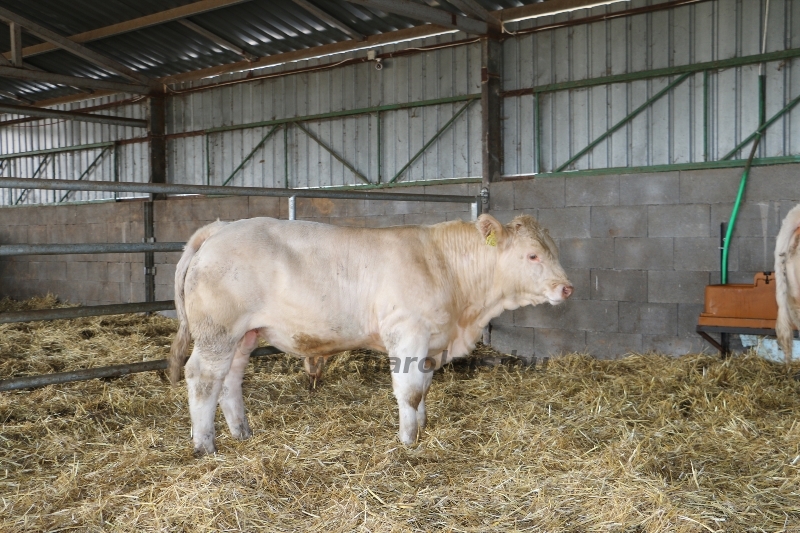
344;0;488;35
3;0;253;61
0;102;147;128
291;0;365;41
497;0;630;24
0;6;156;87
444;0;501;28
178;19;257;61
0;65;151;94
9;21;22;66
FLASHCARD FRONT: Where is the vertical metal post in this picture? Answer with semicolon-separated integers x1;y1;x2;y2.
113;141;120;201
481;36;503;189
284;123;289;188
376;111;382;183
703;70;709;161
534;92;541;173
144;201;155;303
288;195;296;220
148;92;167;199
205;133;211;186
758;73;766;157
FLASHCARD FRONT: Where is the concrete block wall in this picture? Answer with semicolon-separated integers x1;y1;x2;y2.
1;166;798;360
0;201;145;306
487;164;800;359
0;182;479;308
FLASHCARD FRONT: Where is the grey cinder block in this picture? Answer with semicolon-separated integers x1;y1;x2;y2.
648;270;709;304
648;204;710;238
514;177;565;209
746;164;800;203
534;328;587;357
642;334;708;356
619;302;677;336
674;237;730;271
489;325;534;356
558;238;614;269
736;236;776;273
614;238;673;270
591;206;647;238
585;332;642;359
537;207;591;239
591;269;647;302
565;175;619;207
679;168;742;203
711;201;781;238
619;172;679;205
516;299;618;332
489;180;514;211
677;303;707;338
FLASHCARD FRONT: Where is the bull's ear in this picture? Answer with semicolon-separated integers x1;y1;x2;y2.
477;214;506;247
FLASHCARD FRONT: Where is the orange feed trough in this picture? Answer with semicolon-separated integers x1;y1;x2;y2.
697;272;778;330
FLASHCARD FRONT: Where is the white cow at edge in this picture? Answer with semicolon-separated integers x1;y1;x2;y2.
168;214;573;455
775;204;800;363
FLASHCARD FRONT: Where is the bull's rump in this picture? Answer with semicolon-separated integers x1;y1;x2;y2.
183;217;455;356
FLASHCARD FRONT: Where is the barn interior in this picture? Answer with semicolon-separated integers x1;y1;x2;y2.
1;0;800;531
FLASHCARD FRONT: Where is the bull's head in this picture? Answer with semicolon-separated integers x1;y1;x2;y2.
478;214;573;307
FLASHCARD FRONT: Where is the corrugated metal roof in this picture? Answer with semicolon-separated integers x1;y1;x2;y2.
0;0;535;104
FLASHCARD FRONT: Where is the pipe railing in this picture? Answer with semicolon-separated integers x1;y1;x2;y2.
0;177;481;389
0;242;185;256
0;176;479;204
0;301;175;324
0;346;283;392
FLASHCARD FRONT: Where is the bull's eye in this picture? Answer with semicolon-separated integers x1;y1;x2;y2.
528;254;538;261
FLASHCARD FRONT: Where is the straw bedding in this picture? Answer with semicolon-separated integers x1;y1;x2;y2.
1;295;800;532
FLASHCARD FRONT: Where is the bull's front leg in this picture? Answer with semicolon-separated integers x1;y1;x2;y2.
387;334;435;445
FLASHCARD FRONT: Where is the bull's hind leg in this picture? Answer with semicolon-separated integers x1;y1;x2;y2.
219;330;258;440
184;336;237;456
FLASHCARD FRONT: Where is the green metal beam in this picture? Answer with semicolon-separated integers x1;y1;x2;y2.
207;94;480;134
14;154;50;205
703;70;709;161
518;154;800;179
59;146;111;202
221;124;282;187
389;99;475;184
721;91;800;161
294;121;371;185
0;141;115;160
504;47;800;97
556;73;691;173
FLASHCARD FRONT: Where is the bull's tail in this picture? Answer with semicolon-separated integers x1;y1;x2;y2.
168;220;229;384
774;205;800;364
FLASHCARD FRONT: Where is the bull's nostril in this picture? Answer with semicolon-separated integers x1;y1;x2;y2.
563;285;573;298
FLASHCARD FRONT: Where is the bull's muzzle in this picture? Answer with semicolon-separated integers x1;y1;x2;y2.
562;285;574;299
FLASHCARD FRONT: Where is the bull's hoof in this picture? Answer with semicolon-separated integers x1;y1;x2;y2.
193;444;217;457
231;422;253;440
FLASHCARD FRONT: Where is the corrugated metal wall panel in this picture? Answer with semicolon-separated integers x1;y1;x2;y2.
170;37;482;189
502;0;800;176
4;0;800;203
0;93;149;205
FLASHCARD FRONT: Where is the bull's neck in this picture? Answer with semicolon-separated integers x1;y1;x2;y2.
430;221;508;324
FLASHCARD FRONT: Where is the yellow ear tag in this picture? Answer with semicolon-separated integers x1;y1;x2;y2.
485;230;497;247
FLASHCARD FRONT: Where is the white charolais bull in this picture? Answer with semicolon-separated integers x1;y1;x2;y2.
775;204;800;363
169;214;573;455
